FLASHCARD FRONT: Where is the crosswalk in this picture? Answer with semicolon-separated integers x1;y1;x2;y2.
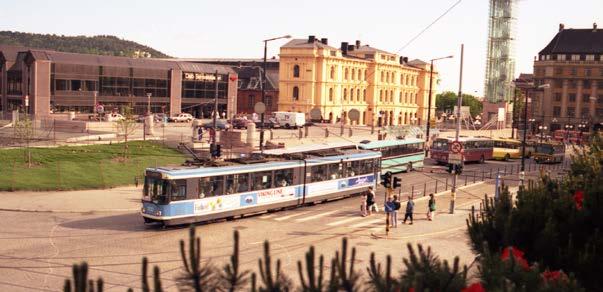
258;209;389;232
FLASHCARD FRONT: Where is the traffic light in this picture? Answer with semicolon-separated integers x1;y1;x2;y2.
215;144;222;157
381;171;392;188
455;164;463;175
210;144;222;158
393;176;401;189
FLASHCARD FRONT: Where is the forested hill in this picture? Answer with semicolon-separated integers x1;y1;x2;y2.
0;31;171;58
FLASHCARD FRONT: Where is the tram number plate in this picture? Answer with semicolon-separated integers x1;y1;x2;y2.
448;153;463;164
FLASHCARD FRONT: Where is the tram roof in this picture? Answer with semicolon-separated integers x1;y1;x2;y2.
148;149;380;179
358;138;424;149
259;142;357;155
435;136;492;142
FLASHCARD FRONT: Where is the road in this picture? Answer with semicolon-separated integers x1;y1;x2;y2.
0;158;568;291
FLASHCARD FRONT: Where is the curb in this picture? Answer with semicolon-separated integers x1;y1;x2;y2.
0;207;139;214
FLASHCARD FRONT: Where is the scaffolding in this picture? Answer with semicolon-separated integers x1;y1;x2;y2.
484;0;517;103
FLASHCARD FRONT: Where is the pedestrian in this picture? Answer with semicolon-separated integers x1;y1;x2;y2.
384;196;395;228
366;186;376;215
360;192;368;217
392;195;401;227
427;193;436;221
403;195;415;224
197;127;203;141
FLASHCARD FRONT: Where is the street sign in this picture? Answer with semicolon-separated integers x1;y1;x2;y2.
450;141;463;154
448;153;463;164
254;102;266;114
348;109;360;122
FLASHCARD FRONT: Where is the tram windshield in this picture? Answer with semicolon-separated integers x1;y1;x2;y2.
143;177;170;204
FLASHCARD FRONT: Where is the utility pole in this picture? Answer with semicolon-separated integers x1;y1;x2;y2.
213;70;219;138
520;87;529;186
425;55;453;151
450;44;464;214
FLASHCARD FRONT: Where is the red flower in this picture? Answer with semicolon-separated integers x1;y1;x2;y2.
501;246;529;270
574;190;584;210
542;270;568;283
462;282;486;292
409;288;415;292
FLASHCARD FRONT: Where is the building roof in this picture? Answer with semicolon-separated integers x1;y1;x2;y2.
282;38;338;50
354;45;393;55
234;66;278;91
539;27;603;54
0;45;235;74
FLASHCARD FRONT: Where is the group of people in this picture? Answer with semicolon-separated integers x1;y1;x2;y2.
361;186;437;226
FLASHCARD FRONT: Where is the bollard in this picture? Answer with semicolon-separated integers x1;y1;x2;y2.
435;181;438;193
464;175;468;186
411;185;415;197
445;178;448;190
423;183;427;197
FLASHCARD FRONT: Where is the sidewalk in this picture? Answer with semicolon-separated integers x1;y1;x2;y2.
0;186;141;213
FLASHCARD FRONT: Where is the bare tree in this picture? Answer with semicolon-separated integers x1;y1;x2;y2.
14;115;34;168
113;106;139;160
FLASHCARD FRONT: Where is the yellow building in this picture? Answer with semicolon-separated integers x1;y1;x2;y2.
278;36;438;126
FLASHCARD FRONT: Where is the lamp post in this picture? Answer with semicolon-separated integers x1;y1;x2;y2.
520;83;549;186
528;118;536;136
538;125;547;142
425;55;453;148
146;93;152;115
260;34;291;152
450;44;464;214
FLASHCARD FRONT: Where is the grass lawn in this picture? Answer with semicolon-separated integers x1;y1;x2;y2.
0;141;186;191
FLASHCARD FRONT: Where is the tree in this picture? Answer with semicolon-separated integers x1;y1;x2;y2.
14;115;34;168
436;91;483;118
113;107;139;160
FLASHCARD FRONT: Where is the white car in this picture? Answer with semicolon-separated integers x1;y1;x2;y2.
105;113;125;122
169;113;194;123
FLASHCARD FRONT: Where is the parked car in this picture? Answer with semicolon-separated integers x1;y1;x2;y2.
254;118;278;129
136;113;167;123
231;118;253;129
203;119;231;130
104;113;125;122
169;113;194;123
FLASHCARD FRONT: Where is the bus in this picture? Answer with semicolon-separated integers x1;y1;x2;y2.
533;142;565;164
430;137;493;164
141;148;380;226
492;138;521;161
357;138;425;174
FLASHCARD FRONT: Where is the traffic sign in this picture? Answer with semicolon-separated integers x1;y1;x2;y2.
254;102;266;114
448;153;463;164
450;141;463;154
348;109;360;122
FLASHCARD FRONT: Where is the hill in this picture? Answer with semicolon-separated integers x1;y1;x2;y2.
0;31;171;58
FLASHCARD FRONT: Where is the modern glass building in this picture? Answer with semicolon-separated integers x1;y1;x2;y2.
0;45;238;119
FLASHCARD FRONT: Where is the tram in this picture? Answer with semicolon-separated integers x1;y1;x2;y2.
357;138;425;174
141;148;380;226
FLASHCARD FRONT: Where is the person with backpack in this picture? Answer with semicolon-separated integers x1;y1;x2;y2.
366;186;376;216
403;195;415;225
392;195;401;227
427;193;436;221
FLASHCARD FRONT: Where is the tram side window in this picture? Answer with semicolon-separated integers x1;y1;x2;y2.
345;162;356;177
311;165;328;182
146;177;168;204
274;168;293;187
199;176;224;198
351;159;374;175
328;163;343;180
171;180;187;201
225;174;250;194
251;171;273;191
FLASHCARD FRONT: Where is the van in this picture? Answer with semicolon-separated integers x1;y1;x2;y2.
273;112;305;129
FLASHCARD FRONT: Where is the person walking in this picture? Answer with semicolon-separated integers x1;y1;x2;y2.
384;196;395;228
392;195;401;227
360;192;368;217
366;186;376;216
403;195;415;224
427;193;436;221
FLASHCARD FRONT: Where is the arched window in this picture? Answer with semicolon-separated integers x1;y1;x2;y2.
379;90;383;102
350;88;354;101
356;70;360;80
363;70;367;81
363;89;367;101
330;66;335;79
343;88;348;101
351;69;355;80
293;65;300;78
390;90;394;102
399;92;403;103
400;74;404;84
345;68;349;80
404;92;408;103
329;88;333;101
356;89;360;101
380;72;384;82
386;72;390;83
293;86;299;100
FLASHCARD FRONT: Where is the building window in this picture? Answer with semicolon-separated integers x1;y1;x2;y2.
265;96;272;109
356;89;360;101
248;95;254;108
330;66;335;79
350;88;354;101
356;70;360;80
293;65;300;78
553;106;561;117
586;55;595;61
583;94;591;102
379;90;383;102
363;89;367;101
586;68;592;76
554;93;562;102
386;72;390;83
400;92;403;103
571;55;580;61
581;108;590;117
557;54;566;61
343;88;347;101
567;107;575;117
570;80;577;89
555;67;563;75
329;88;333;101
351;69;355;80
293;86;299;100
571;68;577;76
569;94;576;102
363;70;367;81
584;80;591;88
345;68;349;80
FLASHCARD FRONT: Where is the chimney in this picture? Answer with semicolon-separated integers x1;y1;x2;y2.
559;23;565;32
594;22;598;32
403;57;408;63
341;42;349;55
347;44;355;52
320;38;328;45
308;35;316;43
399;56;405;64
355;40;361;49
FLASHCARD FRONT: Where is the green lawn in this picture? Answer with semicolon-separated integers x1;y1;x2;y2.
0;141;186;191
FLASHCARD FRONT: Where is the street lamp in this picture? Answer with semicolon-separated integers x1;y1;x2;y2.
538;125;547;142
528;118;536;135
425;55;453;147
260;34;291;152
146;93;152;115
520;83;549;186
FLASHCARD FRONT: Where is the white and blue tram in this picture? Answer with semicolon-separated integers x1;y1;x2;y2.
141;149;380;226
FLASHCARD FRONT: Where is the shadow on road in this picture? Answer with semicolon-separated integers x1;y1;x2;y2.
61;212;151;232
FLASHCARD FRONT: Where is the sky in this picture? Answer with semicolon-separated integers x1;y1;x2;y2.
1;0;602;96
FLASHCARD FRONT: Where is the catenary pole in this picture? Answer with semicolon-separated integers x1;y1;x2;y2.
450;44;464;214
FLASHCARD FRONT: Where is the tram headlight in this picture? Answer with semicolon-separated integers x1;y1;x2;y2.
154;210;162;216
141;207;146;213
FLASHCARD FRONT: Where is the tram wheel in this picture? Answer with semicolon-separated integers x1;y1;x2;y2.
504;154;510;161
